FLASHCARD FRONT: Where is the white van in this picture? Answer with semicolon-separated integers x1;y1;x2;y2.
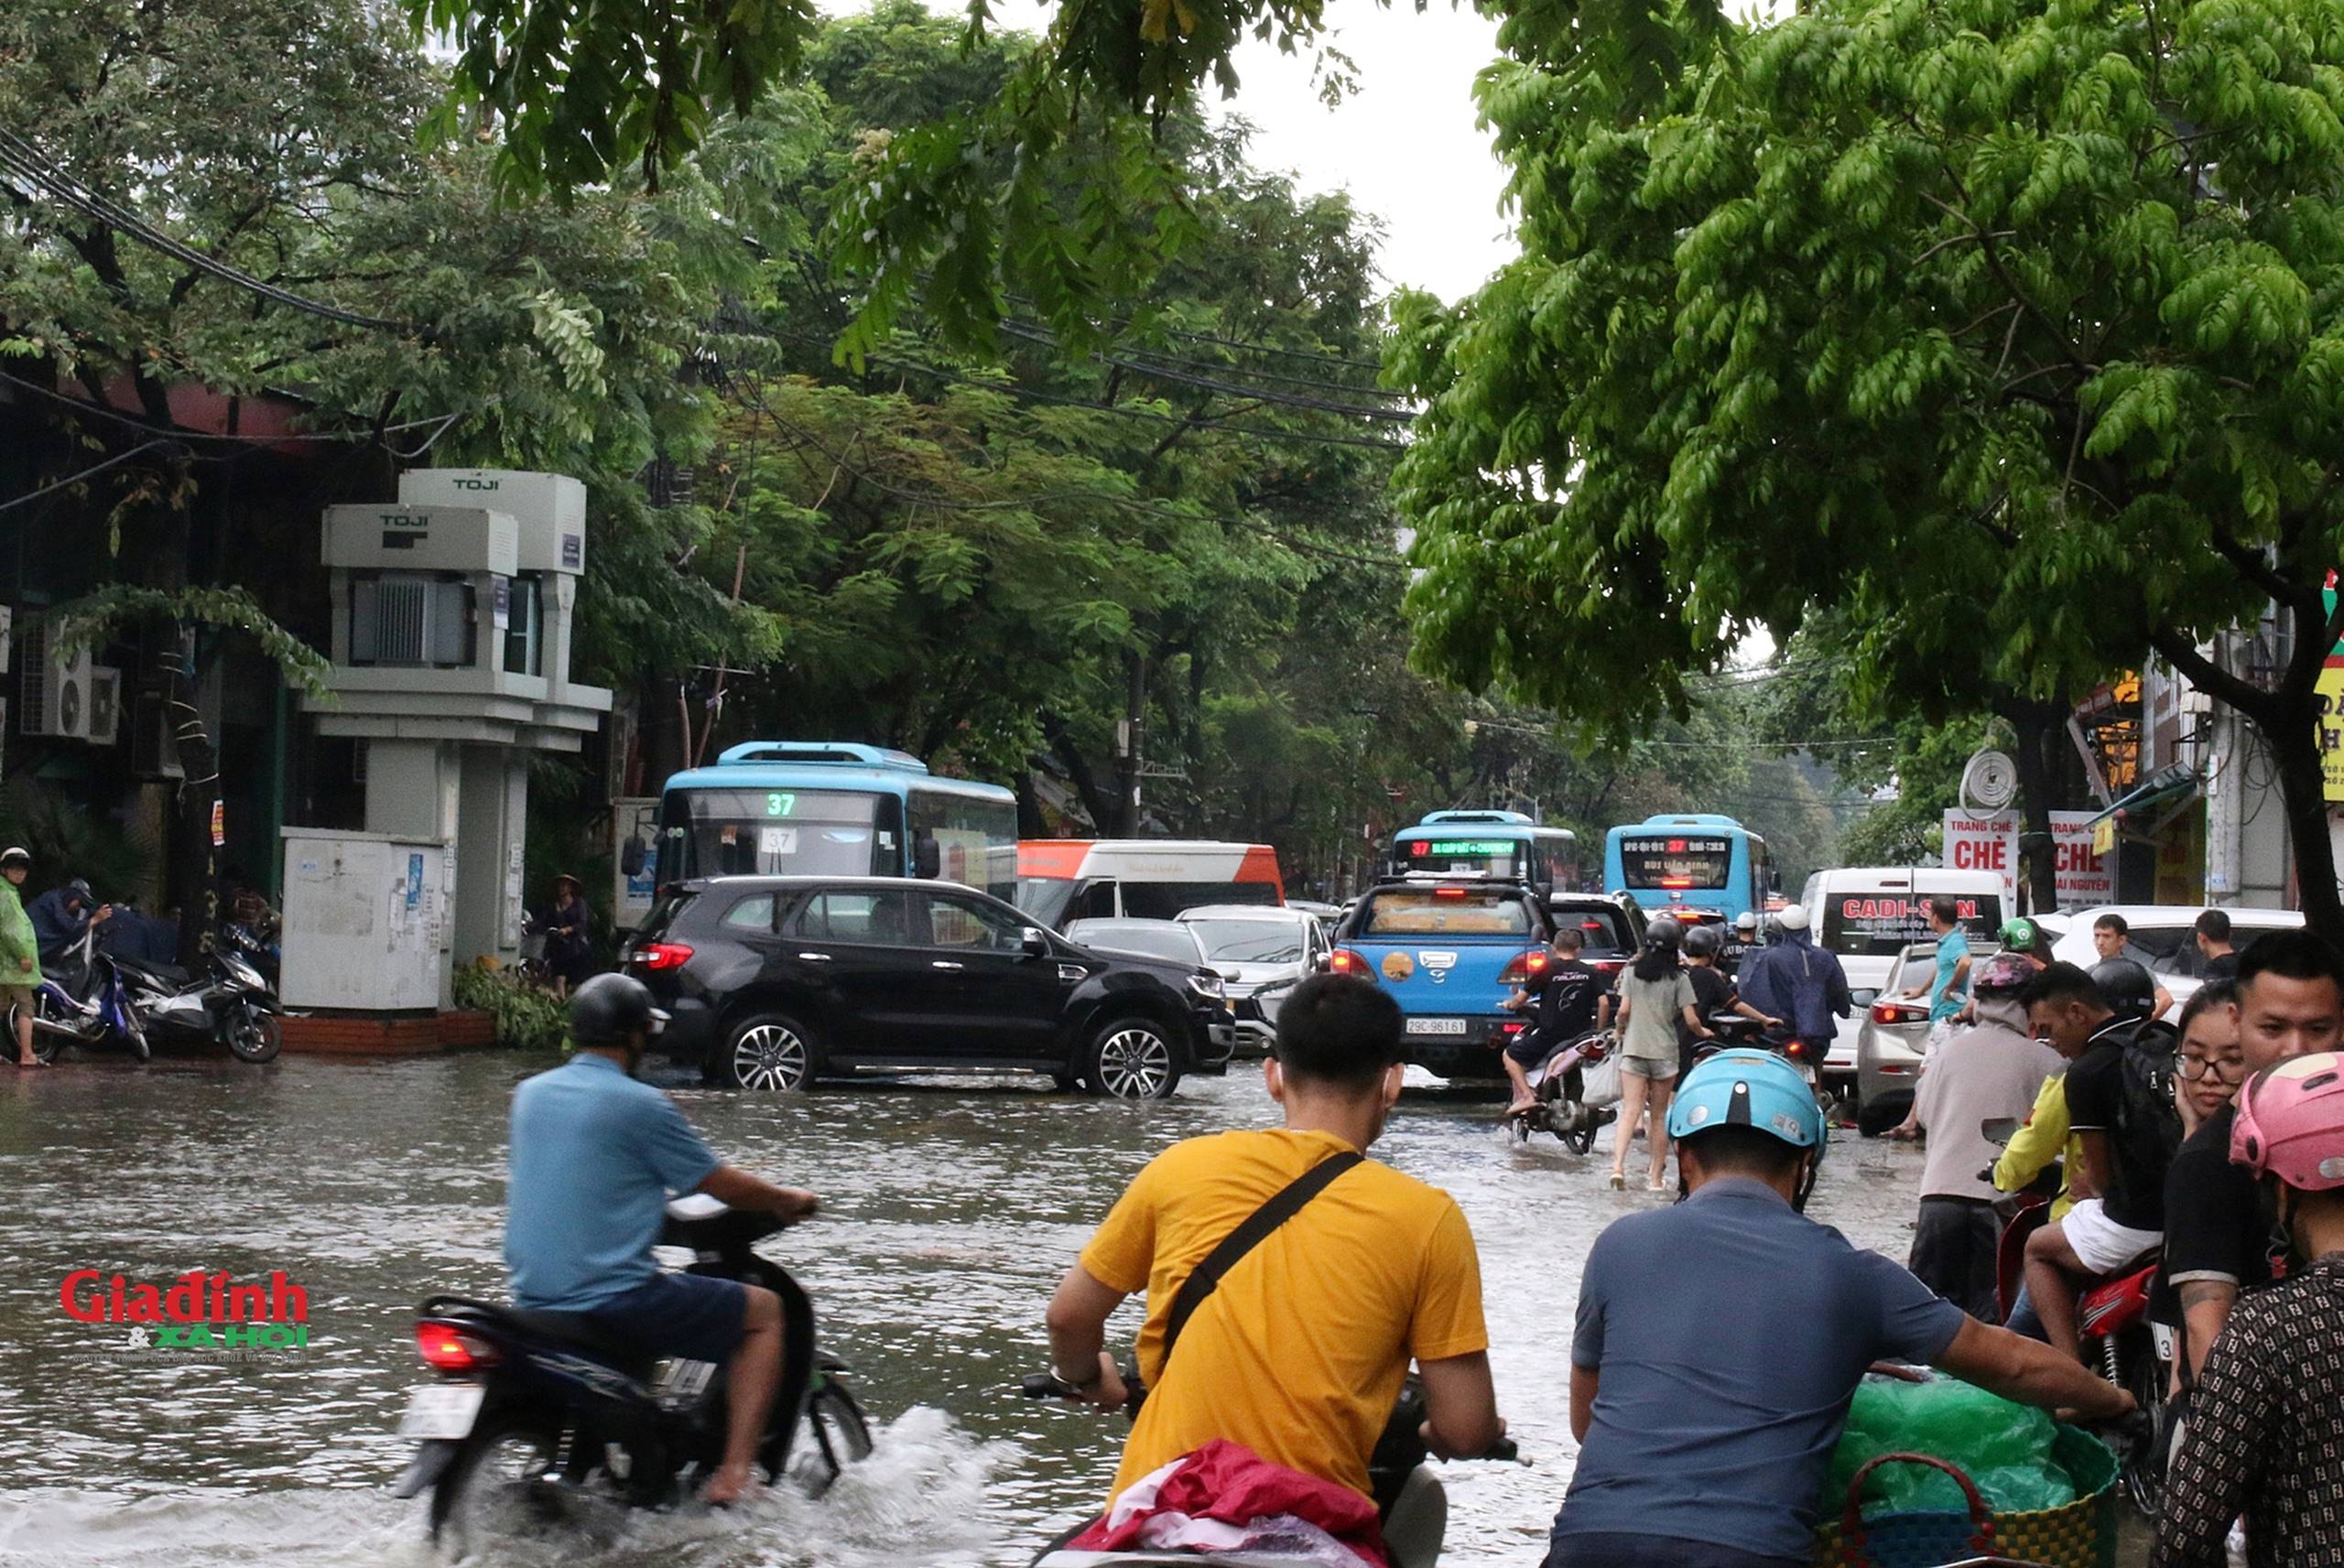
1797;867;2009;1088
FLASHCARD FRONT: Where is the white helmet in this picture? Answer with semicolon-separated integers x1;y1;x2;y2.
1777;904;1810;932
0;846;29;870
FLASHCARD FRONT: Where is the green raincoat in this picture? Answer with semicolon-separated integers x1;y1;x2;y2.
0;878;41;990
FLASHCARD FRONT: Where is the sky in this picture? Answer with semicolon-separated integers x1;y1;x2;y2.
1217;6;1517;303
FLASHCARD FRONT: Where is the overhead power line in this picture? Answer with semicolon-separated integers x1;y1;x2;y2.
993;319;1414;422
0;130;407;331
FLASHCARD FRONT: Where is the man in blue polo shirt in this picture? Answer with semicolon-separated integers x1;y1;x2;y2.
506;973;818;1505
1548;1050;2130;1567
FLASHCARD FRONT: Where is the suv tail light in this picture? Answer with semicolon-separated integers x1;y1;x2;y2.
634;942;694;971
1328;949;1379;981
1497;947;1551;985
416;1320;500;1374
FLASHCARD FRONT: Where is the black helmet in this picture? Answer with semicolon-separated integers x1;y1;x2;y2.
569;973;667;1046
1645;915;1685;948
1684;924;1723;958
2089;958;2156;1023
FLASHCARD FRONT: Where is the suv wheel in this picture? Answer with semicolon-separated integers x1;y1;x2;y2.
1084;1018;1181;1100
722;1014;820;1092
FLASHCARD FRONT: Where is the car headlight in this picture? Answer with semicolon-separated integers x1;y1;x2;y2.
1187;972;1226;1001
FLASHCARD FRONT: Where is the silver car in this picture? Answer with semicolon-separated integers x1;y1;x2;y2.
1177;905;1329;1055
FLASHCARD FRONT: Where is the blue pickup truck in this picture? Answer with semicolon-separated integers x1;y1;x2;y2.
1328;880;1555;1081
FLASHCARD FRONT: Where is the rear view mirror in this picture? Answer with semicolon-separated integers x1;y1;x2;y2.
1980;1116;2021;1147
913;833;942;880
1850;989;1879;1010
1019;925;1051;958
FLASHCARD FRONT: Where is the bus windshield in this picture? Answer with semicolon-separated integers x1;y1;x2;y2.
1615;835;1732;890
659;788;894;881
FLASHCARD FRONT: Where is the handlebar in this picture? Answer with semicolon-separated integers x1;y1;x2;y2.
1016;1373;1520;1463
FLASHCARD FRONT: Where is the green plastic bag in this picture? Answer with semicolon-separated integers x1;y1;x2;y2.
1822;1374;2077;1519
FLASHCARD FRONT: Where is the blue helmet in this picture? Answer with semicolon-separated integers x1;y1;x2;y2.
1666;1047;1826;1151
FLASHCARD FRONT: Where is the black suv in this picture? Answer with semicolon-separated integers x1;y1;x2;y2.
620;877;1236;1098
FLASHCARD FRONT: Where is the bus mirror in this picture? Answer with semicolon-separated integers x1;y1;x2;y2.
620;837;646;878
914;833;942;879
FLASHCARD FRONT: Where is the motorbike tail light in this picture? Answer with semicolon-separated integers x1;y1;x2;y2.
1328;949;1378;981
1498;1019;1525;1036
633;943;694;972
416;1321;501;1374
1497;947;1550;985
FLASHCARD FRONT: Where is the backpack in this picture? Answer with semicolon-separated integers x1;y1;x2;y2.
2111;1018;2185;1178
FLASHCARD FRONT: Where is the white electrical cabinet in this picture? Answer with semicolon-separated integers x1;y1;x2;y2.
280;829;450;1011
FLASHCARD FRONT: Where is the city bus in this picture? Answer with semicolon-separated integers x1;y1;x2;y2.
1016;840;1285;927
1602;814;1773;925
1386;810;1581;898
653;741;1018;901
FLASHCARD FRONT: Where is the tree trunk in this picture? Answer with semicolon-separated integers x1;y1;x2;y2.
2003;699;2066;914
1015;771;1049;838
2261;703;2341;940
1112;652;1148;838
1042;716;1116;832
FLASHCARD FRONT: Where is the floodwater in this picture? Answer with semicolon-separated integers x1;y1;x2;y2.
0;1049;2031;1566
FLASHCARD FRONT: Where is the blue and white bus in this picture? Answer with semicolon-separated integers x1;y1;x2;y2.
1386;810;1581;898
1602;813;1773;925
654;741;1018;902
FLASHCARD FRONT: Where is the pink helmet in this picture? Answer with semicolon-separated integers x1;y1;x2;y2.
2230;1052;2344;1191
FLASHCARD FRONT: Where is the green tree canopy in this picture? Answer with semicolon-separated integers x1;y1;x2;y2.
1391;0;2344;929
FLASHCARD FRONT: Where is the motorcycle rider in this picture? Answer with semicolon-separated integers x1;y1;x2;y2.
1720;910;1761;978
1501;925;1603;1116
1677;923;1783;1076
1733;904;1851;1078
2160;929;2344;1380
1043;973;1503;1512
505;973;819;1505
2152;1050;2344;1568
3;847;43;1068
2018;961;2172;1364
1904;953;2064;1320
27;877;111;964
1550;1048;2132;1568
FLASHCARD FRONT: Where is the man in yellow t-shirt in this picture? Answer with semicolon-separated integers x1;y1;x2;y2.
1044;974;1503;1509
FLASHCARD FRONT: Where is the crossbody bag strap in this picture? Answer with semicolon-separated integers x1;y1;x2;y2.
1160;1151;1364;1368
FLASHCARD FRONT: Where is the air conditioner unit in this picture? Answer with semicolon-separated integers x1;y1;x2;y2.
16;617;92;740
129;689;185;779
86;666;122;746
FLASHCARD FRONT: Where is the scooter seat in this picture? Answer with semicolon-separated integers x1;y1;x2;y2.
114;956;190;986
502;1307;657;1371
1036;1554;1334;1567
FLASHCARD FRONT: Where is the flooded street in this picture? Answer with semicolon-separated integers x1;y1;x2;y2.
1;1053;1945;1566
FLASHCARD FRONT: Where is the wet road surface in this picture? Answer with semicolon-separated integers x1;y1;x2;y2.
0;1051;2131;1565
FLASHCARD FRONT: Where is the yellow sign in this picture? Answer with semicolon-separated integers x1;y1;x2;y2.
2321;665;2344;804
1381;951;1416;982
2091;816;2117;857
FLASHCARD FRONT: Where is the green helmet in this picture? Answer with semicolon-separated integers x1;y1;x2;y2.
1998;917;2040;954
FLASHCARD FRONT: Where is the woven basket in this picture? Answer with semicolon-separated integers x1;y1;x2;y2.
1812;1426;2120;1568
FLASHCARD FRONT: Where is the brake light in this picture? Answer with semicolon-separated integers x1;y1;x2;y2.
1497;947;1551;985
1871;1000;1918;1025
634;942;694;971
1661;877;1693;890
1434;887;1467;899
1329;949;1379;981
1499;1020;1526;1036
416;1321;500;1374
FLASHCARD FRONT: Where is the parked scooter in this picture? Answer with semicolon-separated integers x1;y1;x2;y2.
1980;1118;2166;1515
393;1195;872;1552
11;923;149;1062
113;936;283;1063
1019;1374;1517;1568
1506;1030;1617;1153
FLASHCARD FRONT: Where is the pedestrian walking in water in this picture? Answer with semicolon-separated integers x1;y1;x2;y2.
3;847;45;1068
1610;917;1703;1191
540;873;595;999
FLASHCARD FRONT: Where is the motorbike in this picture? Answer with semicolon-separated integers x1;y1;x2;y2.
1980;1119;2166;1516
12;925;149;1062
113;938;283;1063
393;1195;872;1552
1019;1373;1517;1568
1506;1029;1617;1153
1700;1012;1833;1107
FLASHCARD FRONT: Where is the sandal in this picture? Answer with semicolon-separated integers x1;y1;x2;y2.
1608;1171;1625;1190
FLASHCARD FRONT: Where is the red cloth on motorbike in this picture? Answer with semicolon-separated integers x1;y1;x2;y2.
1069;1439;1390;1567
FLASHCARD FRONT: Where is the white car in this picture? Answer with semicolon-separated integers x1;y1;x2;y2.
1177;904;1329;1054
1798;867;2009;1089
2046;904;2303;1003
